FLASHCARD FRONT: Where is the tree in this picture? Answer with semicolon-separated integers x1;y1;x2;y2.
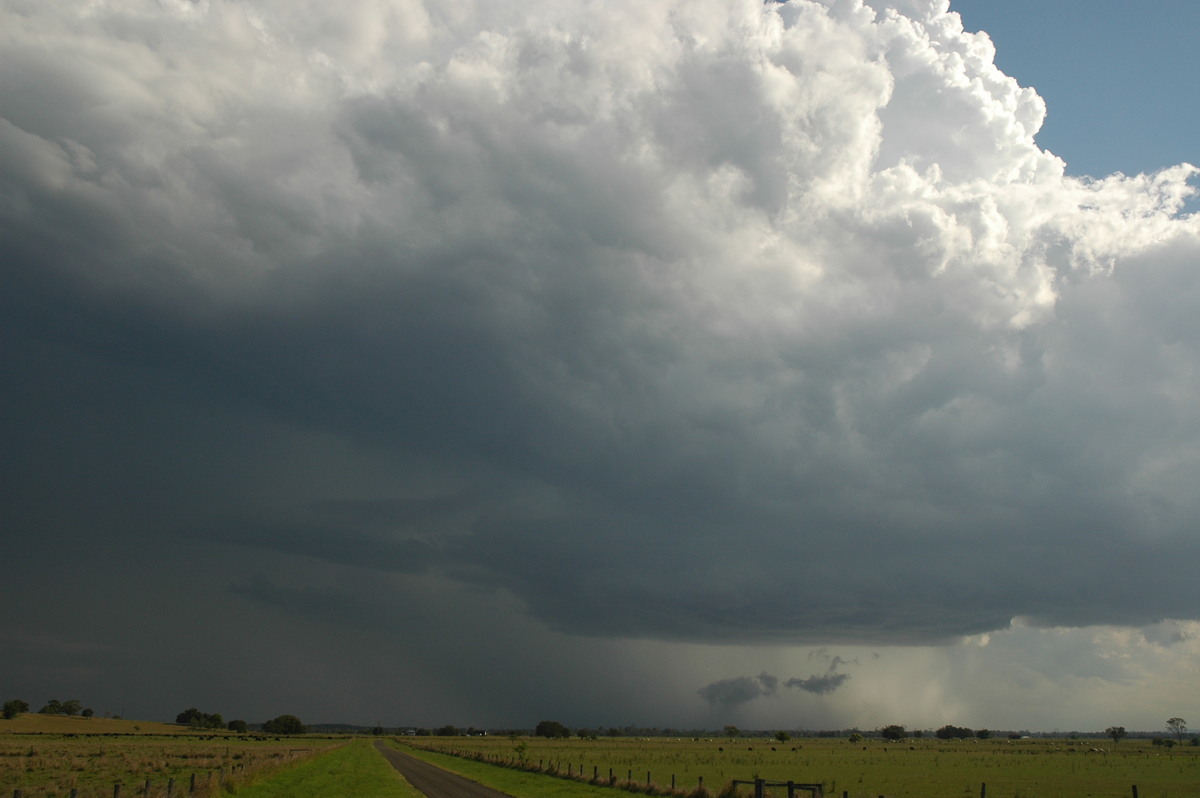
775;731;791;743
60;699;83;717
82;708;94;718
176;708;224;730
1106;726;1126;745
975;729;991;740
39;700;63;715
3;700;30;720
228;720;248;733
534;720;571;739
880;725;906;741
723;725;740;738
935;725;973;740
263;714;306;735
176;708;203;725
1167;717;1187;743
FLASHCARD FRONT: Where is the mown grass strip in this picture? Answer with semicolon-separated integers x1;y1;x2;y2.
391;742;642;798
231;739;422;797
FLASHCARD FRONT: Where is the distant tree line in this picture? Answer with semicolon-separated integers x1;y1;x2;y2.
3;699;96;719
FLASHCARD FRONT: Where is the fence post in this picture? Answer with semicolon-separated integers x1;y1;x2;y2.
647;771;651;786
143;778;151;796
14;789;22;798
755;779;766;798
113;785;121;798
1132;787;1139;798
981;783;986;798
189;772;196;793
672;774;676;790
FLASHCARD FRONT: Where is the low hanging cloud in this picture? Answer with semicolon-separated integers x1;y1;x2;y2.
785;673;851;696
3;0;1200;667
698;672;780;708
699;666;850;707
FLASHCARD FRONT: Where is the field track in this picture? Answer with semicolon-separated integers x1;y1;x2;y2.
374;741;511;798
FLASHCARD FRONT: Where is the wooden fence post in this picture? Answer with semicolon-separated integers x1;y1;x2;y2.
143;778;151;796
981;783;986;798
167;777;174;797
113;785;121;798
1132;787;1139;798
189;772;196;793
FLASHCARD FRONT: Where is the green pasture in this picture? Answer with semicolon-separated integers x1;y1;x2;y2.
403;734;1200;798
233;739;422;798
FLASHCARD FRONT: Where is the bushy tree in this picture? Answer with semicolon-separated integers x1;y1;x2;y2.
39;699;63;715
975;729;991;740
880;725;906;741
227;720;248;733
1106;726;1126;745
175;708;225;729
263;714;306;735
935;725;974;740
1167;717;1187;742
534;720;571;738
3;700;30;720
775;731;791;743
60;700;83;717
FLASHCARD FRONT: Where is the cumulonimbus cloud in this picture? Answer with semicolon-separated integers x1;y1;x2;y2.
2;0;1199;653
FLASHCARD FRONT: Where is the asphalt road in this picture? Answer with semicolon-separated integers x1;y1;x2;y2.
374;740;515;798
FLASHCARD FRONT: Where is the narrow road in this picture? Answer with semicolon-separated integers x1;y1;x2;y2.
374;740;515;798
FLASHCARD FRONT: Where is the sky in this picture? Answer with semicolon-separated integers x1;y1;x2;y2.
2;0;1198;735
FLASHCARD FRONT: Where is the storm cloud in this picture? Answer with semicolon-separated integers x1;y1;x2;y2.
2;0;1199;729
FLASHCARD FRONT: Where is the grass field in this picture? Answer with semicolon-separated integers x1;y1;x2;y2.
232;739;422;798
401;734;1200;798
0;714;342;797
5;716;1200;798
